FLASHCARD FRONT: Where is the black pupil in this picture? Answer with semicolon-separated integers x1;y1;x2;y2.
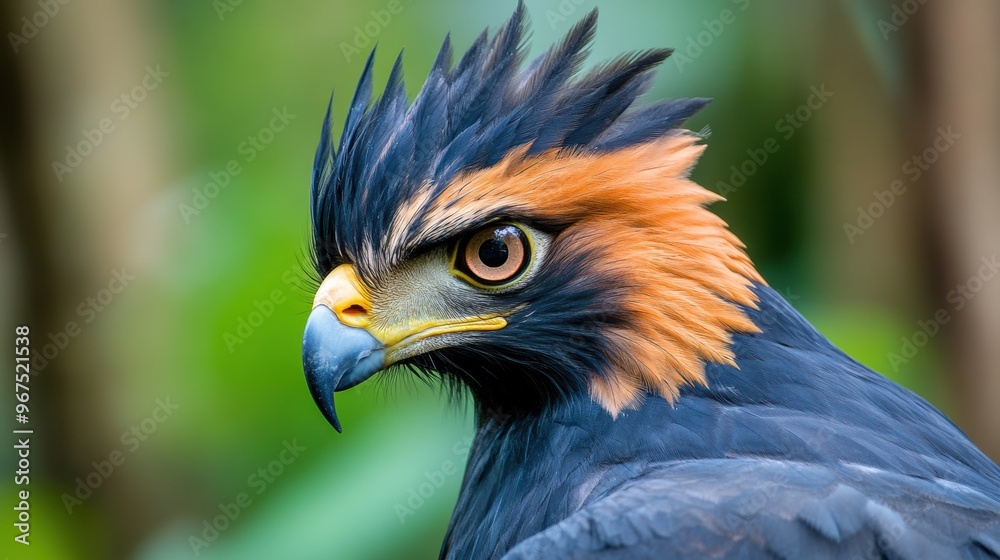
478;235;509;267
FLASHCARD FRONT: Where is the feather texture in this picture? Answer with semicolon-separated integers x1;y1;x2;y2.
309;1;706;280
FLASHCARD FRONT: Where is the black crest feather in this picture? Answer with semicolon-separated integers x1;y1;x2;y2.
310;1;708;277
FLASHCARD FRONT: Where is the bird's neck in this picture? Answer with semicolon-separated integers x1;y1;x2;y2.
441;390;635;559
440;284;1000;559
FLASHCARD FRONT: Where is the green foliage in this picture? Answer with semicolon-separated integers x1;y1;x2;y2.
8;1;942;558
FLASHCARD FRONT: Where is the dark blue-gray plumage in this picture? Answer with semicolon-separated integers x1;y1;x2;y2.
442;287;1000;559
301;3;1000;559
310;3;707;281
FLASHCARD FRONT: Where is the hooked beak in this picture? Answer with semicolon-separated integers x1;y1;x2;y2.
302;264;506;432
302;305;384;433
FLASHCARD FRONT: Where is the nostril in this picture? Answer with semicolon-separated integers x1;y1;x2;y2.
341;304;368;317
333;301;372;328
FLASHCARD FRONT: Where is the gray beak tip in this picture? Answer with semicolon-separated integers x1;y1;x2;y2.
302;306;385;432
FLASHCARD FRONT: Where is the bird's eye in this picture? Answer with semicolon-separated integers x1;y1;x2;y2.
452;223;532;288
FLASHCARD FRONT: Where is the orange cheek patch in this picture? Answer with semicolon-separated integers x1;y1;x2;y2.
388;134;764;415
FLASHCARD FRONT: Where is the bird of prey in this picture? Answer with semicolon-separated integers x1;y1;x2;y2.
301;4;1000;559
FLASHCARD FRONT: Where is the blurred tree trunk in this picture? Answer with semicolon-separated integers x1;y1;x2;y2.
0;0;75;554
817;0;997;461
921;0;1000;461
3;0;175;556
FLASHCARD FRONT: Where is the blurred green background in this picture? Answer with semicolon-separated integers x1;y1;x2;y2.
1;0;998;558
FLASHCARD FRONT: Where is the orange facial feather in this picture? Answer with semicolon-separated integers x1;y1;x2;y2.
390;134;764;415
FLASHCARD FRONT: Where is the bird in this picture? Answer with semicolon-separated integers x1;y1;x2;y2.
301;4;1000;558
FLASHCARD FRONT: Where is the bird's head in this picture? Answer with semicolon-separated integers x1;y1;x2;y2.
303;4;763;432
